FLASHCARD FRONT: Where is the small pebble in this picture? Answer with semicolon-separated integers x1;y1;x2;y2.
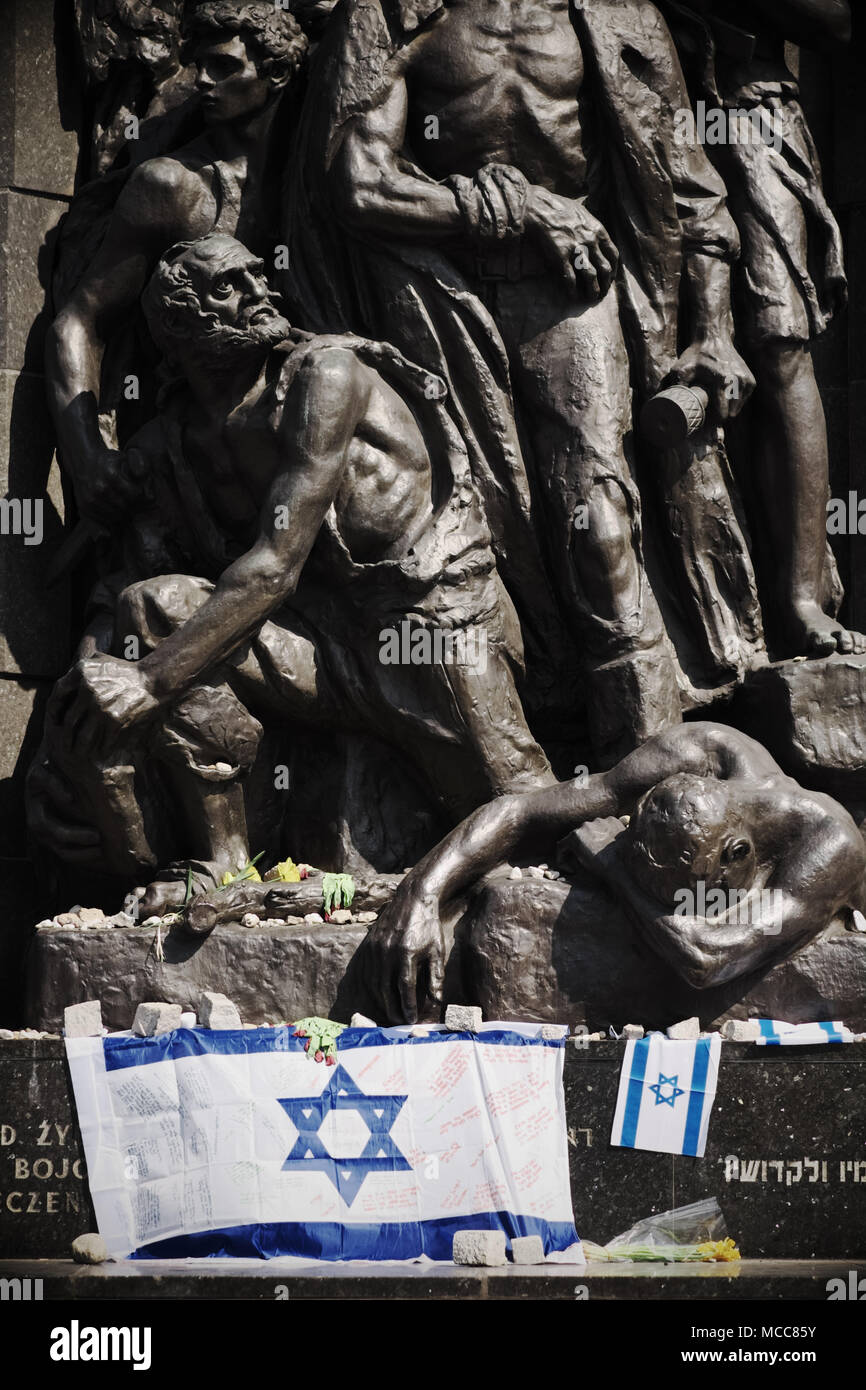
444;1004;482;1033
215;761;233;774
453;1230;506;1267
508;866;522;880
304;912;324;924
544;869;560;880
77;907;106;926
511;1234;545;1265
351;1012;377;1028
284;916;304;925
527;866;545;880
357;911;378;923
330;909;353;924
180;1011;197;1028
242;913;260;928
72;1233;109;1265
666;1016;701;1040
35;918;54;929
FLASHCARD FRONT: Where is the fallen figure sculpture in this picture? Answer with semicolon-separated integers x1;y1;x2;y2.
363;722;866;1024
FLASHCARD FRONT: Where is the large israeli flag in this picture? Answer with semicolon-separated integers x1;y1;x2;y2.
66;1023;581;1262
610;1034;722;1158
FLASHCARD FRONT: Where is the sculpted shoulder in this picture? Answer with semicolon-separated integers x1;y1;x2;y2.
118;155;211;235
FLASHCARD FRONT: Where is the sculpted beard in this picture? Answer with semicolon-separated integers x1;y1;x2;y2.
182;304;291;365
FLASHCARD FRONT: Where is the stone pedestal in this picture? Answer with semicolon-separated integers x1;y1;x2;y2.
25;919;370;1035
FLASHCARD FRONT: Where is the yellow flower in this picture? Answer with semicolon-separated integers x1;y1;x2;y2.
696;1238;741;1262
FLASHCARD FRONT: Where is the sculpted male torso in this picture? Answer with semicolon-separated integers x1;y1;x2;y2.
400;0;588;192
182;338;432;567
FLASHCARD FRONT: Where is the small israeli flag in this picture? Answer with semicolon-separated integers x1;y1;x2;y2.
755;1019;853;1046
610;1034;721;1158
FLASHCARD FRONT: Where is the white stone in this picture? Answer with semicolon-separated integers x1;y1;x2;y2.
508;866;523;880
444;1004;482;1032
199;991;242;1029
544;869;560;880
55;913;80;927
330;909;353;924
511;1234;545;1265
35;918;54;929
142;916;161;928
410;1024;435;1037
284;916;304;925
63;1000;103;1038
180;1011;197;1028
527;866;545;880
350;1012;377;1028
71;1233;109;1265
622;1023;645;1040
720;1018;761;1042
357;911;378;923
666;1016;701;1040
453;1230;507;1266
77;907;106;926
242;913;260;928
215;761;233;774
0;1028;14;1039
304;912;324;925
132;1002;183;1036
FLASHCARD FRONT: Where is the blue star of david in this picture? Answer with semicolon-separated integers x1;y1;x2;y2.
648;1072;684;1107
278;1064;411;1206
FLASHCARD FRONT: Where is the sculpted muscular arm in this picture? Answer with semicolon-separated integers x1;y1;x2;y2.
329;70;464;239
50;348;369;753
329;60;617;298
45;160;202;522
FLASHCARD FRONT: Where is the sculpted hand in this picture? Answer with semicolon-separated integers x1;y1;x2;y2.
525;187;618;300
47;655;160;760
665;338;755;422
363;881;446;1025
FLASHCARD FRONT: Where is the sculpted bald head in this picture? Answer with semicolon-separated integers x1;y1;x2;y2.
626;773;756;904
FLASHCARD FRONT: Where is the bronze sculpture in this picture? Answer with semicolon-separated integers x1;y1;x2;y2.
15;0;866;1030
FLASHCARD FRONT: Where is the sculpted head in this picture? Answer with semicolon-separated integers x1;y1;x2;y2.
142;234;290;370
185;3;308;124
624;773;757;905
